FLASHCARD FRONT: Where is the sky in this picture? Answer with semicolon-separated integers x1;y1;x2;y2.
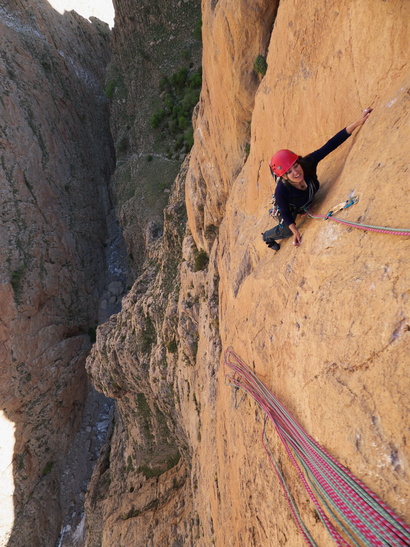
47;0;115;28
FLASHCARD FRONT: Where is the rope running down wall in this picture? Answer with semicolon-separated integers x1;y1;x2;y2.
224;347;410;547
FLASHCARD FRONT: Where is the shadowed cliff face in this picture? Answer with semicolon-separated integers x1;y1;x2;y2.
106;0;202;276
85;0;410;545
0;1;114;545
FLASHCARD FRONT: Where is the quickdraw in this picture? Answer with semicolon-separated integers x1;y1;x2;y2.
325;196;359;219
306;195;410;237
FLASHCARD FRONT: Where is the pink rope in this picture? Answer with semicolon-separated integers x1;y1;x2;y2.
224;347;410;547
261;425;320;547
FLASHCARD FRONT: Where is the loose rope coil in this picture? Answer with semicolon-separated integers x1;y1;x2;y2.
225;347;410;547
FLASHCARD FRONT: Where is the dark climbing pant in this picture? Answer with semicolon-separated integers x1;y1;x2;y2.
262;222;293;243
262;211;297;244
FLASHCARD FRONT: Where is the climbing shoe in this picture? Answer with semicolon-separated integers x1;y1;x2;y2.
267;240;280;251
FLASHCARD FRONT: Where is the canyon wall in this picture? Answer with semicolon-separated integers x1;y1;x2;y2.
86;0;410;546
106;0;202;274
0;1;114;545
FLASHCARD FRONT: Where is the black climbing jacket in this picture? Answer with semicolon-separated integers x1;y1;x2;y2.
274;128;352;227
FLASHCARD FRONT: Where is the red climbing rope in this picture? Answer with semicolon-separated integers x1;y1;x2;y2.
224;347;410;547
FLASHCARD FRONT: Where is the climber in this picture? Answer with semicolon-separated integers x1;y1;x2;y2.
263;108;373;251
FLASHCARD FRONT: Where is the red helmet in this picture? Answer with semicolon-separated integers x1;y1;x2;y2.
269;149;298;177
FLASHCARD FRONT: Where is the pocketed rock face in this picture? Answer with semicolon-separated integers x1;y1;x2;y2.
0;1;113;545
86;0;409;546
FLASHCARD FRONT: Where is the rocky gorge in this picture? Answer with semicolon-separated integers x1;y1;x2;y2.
0;0;409;546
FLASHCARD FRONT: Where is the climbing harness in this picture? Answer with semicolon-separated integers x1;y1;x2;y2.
305;196;410;236
224;347;410;547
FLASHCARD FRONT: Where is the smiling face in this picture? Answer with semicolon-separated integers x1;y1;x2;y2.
284;162;305;184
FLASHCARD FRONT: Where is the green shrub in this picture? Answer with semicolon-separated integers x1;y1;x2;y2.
150;109;165;128
168;119;178;133
140;315;156;353
170;67;188;90
167;453;181;469
137;465;163;479
42;461;54;476
105;79;117;99
178;116;189;130
184;127;194;149
189;71;202;88
104;75;122;100
193;19;202;40
164;94;174;110
167;339;178;353
150;64;202;153
10;266;26;303
253;55;268;76
182;88;200;110
194;249;209;272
